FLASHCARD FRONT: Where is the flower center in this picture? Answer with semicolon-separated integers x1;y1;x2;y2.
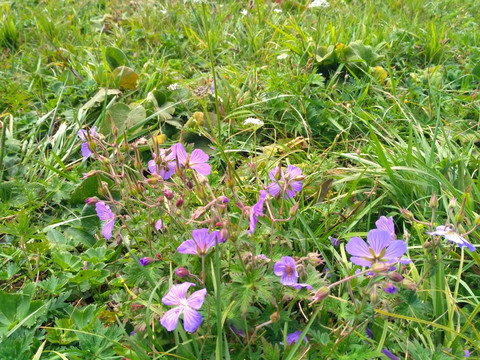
285;265;295;277
180;298;189;308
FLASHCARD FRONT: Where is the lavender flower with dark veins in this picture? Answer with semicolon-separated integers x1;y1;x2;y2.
177;228;219;256
148;149;176;180
345;229;411;268
426;225;475;251
268;165;304;199
249;190;267;234
160;282;206;332
274;256;299;286
285;330;308;345
375;215;395;241
78;126;96;159
170;143;211;176
95;201;115;240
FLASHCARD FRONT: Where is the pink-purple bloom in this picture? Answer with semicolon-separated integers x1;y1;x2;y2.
140;257;153;266
381;349;399;360
274;256;299;286
160;282;206;332
345;229;411;268
285;330;308;345
95;201;115;240
268;165;304;198
375;216;395;241
78;126;96;159
249;190;267;234
170;143;211;176
426;225;475;251
148;150;176;180
291;283;314;290
177;228;219;255
382;282;398;294
155;219;163;231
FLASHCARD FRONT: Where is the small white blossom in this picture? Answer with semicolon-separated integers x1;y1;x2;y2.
277;53;288;60
160;10;167;14
244;118;264;128
309;0;329;8
273;8;282;13
167;83;179;91
241;9;248;16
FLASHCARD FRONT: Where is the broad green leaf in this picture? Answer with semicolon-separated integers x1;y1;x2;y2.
112;66;139;89
67;228;97;248
78;88;121;121
105;46;128;70
101;102;130;137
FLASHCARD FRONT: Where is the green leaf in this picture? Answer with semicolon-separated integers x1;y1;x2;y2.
0;290;45;337
67;228;97;248
105;46;128;71
112;66;139;89
81;204;100;235
101;102;130;136
77;88;121;121
52;252;83;271
348;40;383;66
72;304;98;330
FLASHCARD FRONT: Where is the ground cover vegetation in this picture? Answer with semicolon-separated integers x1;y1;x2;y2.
1;0;480;358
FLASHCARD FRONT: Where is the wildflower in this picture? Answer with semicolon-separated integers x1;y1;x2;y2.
309;0;329;8
273;8;282;13
274;256;299;286
375;216;395;241
170;143;211;176
95;201;115;240
160;282;206;332
243;117;264;129
78;126;96;159
139;257;154;266
167;83;179;91
381;349;399;360
465;350;470;358
249;190;267;234
148;150;176;180
382;282;397;294
241;9;248;15
268;165;304;199
329;236;340;246
175;267;190;278
365;327;374;339
345;229;411;267
426;225;475;251
155;219;163;231
177;228;219;255
285;330;308;345
291;283;313;290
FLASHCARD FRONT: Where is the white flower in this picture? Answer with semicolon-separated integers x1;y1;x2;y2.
244;118;264;128
160;10;167;14
241;9;248;16
168;83;179;91
309;0;329;8
277;53;288;60
273;8;282;13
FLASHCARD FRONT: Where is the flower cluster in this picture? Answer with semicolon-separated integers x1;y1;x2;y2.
268;165;304;199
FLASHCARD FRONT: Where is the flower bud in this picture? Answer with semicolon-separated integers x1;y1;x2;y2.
218;196;229;203
85;196;100;205
175;267;190;278
121;141;129;152
139;257;154;266
87;140;96;152
307;252;323;266
289;203;299;217
225;176;235;188
219;228;228;243
370;286;378;303
176;198;184;208
163;189;174;200
388;272;404;282
371;262;389;273
329;236;340;247
99;181;109;197
186;180;193;190
448;198;457;210
270;311;280;323
429;193;438;208
401;279;416;291
401;208;414;221
312;286;330;303
455;211;464;224
475;214;480;226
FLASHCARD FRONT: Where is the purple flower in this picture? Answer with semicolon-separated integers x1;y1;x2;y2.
140;257;153;266
382;282;397;294
285;330;308;345
268;165;304;199
148;150;176;180
95;201;115;240
465;350;470;358
365;327;374;339
249;190;267;234
155;219;163;231
171;143;211;176
329;236;340;247
177;228;219;255
160;282;206;332
274;256;299;286
290;283;313;290
381;349;399;360
426;226;475;251
78;126;96;159
345;229;411;267
375;216;395;241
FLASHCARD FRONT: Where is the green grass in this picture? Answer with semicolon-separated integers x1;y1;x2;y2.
1;0;480;358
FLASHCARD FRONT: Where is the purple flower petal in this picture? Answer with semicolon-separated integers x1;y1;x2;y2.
286;165;302;178
191;162;211;176
81;142;92;158
383;240;407;262
171;143;187;166
183;307;202;332
383;283;397;294
365;327;374;339
286;330;308;345
186;288;207;310
177;239;199;255
162;282;195;306
268;183;281;197
95;202;114;221
375;216;395;240
350;256;373;267
148;159;156;174
160;307;182;331
274;256;298;286
291;283;313;290
345;236;371;258
382;349;399;360
367;230;392;256
155;219;163;231
101;219;114;240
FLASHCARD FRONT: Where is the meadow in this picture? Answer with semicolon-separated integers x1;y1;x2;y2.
1;0;480;358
